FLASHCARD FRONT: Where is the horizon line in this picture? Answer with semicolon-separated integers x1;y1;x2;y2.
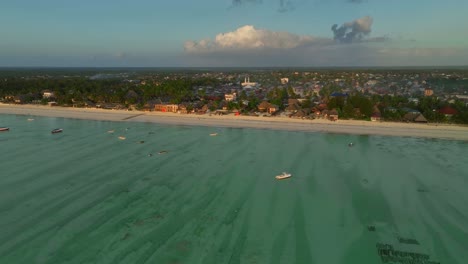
1;65;468;70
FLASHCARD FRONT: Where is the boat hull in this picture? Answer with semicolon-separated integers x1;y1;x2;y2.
275;174;292;180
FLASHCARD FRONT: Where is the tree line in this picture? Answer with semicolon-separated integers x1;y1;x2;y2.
1;77;467;124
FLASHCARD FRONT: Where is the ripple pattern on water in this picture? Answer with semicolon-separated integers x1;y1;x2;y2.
0;114;467;264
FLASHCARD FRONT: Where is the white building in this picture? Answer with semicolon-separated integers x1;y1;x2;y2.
42;90;55;98
280;78;289;84
241;77;257;88
225;93;237;102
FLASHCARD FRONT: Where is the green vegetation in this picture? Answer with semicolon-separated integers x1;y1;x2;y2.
1;68;468;124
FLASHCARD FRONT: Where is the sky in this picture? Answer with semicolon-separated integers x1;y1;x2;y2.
1;0;467;67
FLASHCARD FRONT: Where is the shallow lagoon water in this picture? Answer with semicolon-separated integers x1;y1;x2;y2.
1;114;467;263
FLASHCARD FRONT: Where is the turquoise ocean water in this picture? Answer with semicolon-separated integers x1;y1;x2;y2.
1;113;467;264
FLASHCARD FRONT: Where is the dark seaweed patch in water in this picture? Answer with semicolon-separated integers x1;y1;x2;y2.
367;225;376;232
376;243;439;264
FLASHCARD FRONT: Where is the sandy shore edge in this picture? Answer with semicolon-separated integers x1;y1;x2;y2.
1;104;468;140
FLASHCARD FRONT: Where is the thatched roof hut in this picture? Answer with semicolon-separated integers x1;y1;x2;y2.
258;101;271;112
285;103;301;113
328;109;339;121
404;113;427;123
414;114;428;123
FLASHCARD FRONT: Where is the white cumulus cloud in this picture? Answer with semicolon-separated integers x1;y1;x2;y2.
184;25;331;53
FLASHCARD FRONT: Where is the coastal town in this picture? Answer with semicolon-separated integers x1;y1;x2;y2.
1;68;468;124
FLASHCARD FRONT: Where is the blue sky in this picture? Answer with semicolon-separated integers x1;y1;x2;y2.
1;0;467;67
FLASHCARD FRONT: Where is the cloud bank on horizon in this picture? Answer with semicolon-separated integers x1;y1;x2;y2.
182;17;378;66
183;15;468;67
184;25;332;52
185;16;381;53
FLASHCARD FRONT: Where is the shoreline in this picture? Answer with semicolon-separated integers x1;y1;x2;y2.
1;103;468;141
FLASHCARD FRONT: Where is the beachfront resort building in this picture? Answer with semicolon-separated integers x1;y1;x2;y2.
154;103;179;113
257;101;279;114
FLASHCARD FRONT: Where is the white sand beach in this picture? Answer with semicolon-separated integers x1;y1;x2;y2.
1;103;468;140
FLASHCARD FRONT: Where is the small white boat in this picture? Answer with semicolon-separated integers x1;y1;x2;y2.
118;136;126;140
0;127;9;132
210;133;218;136
27;118;34;121
107;130;115;133
51;128;63;134
275;172;292;180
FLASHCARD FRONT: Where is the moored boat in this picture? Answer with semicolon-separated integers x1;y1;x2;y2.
0;127;9;132
275;172;292;180
51;128;63;134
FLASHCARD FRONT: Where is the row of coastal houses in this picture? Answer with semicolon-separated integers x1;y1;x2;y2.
152;100;209;114
151;98;340;121
257;100;339;120
98;96;461;122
